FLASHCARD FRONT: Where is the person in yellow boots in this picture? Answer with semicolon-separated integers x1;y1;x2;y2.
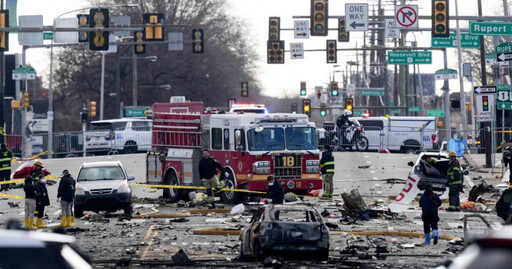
34;175;50;228
23;176;37;229
57;170;76;227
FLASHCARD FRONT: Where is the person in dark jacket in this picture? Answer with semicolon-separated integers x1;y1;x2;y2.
198;149;224;208
0;143;12;191
503;147;512;185
419;184;442;245
266;176;284;204
447;151;462;211
319;144;335;198
34;176;50;228
23;176;37;229
57;169;76;227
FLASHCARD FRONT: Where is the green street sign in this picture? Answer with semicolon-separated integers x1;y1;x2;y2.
43;32;54;40
388;51;432;65
390;108;400;114
497;102;512;110
427;109;445;117
12;67;36;80
360;90;384;97
434;68;458;80
431;33;480;48
352;109;365;116
497;84;512;110
496;42;512;53
408;106;422;112
470;22;512;35
125;109;148;117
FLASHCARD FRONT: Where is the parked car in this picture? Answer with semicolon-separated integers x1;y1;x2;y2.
435;227;512;269
74;161;135;217
239;204;329;261
0;228;92;269
85;118;152;154
408;152;451;192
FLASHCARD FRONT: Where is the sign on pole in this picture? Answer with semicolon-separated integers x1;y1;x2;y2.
54;18;78;43
496;42;512;62
395;5;418;29
384;19;399;39
473;85;497;94
360;90;384;97
388;51;432;65
470;22;512;36
497;84;512;110
168;32;183;51
427;109;445;117
473;85;496;122
434;68;458;80
290;42;304;60
294;20;309;39
18;15;43;46
113;16;131;37
408;106;422;112
345;3;369;31
431;33;480;48
12;67;36;80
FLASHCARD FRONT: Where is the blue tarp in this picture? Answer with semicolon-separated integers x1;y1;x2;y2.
448;139;467;157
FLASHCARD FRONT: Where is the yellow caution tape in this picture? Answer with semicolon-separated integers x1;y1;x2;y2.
0;193;25;200
0;176;61;185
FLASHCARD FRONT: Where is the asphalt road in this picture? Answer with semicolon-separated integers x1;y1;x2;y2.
0;152;505;268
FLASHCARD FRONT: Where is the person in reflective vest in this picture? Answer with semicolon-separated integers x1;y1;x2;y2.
320;144;335;198
447;151;462;211
0;144;12;191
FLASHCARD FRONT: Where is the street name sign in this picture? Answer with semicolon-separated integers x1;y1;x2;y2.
497;84;512;110
485;52;508;65
360;90;384;97
431;33;480;48
12;67;36;80
473;85;497;94
294;20;310;39
496;42;512;62
43;32;53;40
345;3;369;31
434;68;457;80
388;51;432;65
470;22;512;35
384;19;399;39
290;42;304;59
408;106;422;112
395;5;418;29
427;109;445;117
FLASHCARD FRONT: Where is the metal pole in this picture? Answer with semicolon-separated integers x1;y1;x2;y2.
417;63;424;116
0;0;4;144
455;0;468;141
82;120;86;158
503;0;510;149
478;0;491;168
100;52;105;120
21;46;27;159
48;35;54;159
115;49;121;119
470;78;476;154
132;48;137;106
443;49;452;141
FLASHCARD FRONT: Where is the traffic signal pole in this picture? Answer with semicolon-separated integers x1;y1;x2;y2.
0;0;4;144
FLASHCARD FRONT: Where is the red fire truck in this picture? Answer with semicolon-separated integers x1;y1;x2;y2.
146;100;322;204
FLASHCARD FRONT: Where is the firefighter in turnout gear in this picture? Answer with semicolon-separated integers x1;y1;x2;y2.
198;149;224;209
0;144;12;191
320;144;335;198
447;151;462;211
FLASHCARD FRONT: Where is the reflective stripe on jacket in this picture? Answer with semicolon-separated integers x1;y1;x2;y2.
447;159;462;185
320;151;335;174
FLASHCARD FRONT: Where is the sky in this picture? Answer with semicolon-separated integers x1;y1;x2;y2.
8;0;507;98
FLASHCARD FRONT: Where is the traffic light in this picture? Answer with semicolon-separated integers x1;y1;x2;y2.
228;98;236;108
331;81;339;96
134;30;146;54
22;93;29;108
80;111;87;124
192;29;204;54
241;82;249;97
303;99;311;117
345;98;353;112
326;40;337;64
267;40;284;64
291;103;298;114
432;0;449;37
316;87;321;99
300;81;307;96
89;101;97;117
482;96;489;111
89;8;109;51
269;17;280;41
77;14;89;42
143;13;164;41
0;10;9;51
310;0;328;36
320;103;327;117
338;17;349;42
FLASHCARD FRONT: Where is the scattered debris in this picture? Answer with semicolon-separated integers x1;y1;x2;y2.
171;249;191;266
183;209;230;214
230;204;245;215
132;212;191;219
358;165;371;169
7;202;19;208
169;218;189;223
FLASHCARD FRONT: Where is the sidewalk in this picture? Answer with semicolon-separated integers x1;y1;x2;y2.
464;153;503;174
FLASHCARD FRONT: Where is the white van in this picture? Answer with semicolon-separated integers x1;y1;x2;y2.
352;116;437;153
85;118;152;154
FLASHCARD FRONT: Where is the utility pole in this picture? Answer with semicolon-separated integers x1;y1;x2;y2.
477;0;491;168
0;0;4;144
443;49;452;141
455;0;468;141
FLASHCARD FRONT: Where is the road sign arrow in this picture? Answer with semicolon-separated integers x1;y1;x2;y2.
502;103;507;109
499;53;506;61
293;54;303;57
350;21;365;29
297;32;307;37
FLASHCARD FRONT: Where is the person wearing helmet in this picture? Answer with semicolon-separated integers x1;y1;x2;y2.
502;147;512;185
336;109;352;147
447;151;462;211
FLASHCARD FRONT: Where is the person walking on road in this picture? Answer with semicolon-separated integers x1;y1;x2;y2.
0;144;12;191
320;144;335;198
266;176;284;204
198;149;224;209
502;147;512;184
447;151;463;211
419;184;442;245
23;176;37;229
34;174;50;228
57;170;76;227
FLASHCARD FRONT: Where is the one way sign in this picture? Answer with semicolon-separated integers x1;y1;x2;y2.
473;85;497;94
290;42;304;60
497;52;512;62
345;3;368;31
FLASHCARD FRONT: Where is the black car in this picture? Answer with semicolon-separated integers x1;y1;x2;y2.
239;204;329;261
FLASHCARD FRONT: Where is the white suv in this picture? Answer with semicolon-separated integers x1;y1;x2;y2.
85;118;152;154
74;161;135;217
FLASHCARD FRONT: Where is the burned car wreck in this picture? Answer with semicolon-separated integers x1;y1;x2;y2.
240;204;329;261
408;153;464;192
